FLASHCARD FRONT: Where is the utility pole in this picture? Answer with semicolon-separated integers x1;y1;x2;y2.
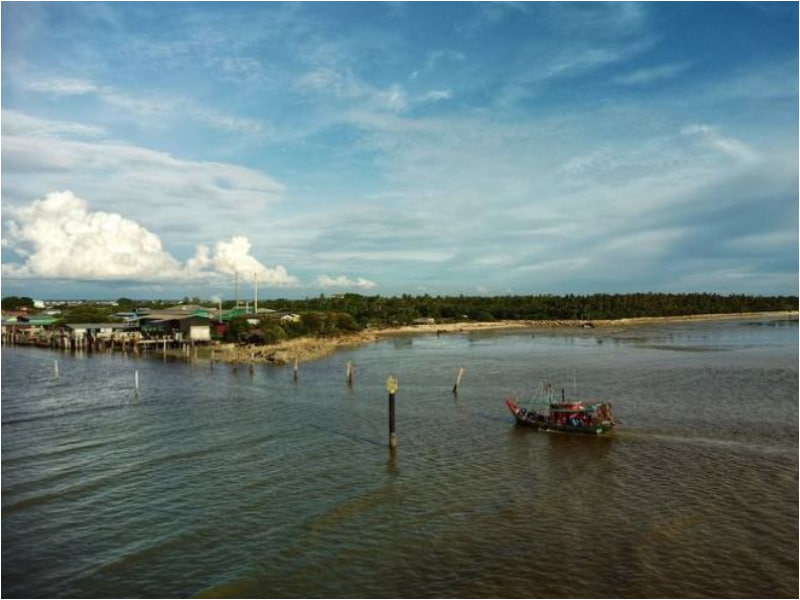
235;272;240;309
254;272;258;314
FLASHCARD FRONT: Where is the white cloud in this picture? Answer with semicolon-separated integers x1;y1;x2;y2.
208;236;299;286
421;89;452;102
543;37;657;81
294;67;364;100
558;149;614;177
1;110;285;239
681;123;760;164
1;191;298;286
614;62;691;85
724;230;797;253
424;49;467;72
295;67;444;117
515;257;590;274
211;56;265;83
25;77;98;95
1;109;106;139
19;76;268;136
193;108;268;136
2;191;181;280
376;84;408;113
315;275;377;289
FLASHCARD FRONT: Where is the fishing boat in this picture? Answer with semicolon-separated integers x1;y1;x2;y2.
505;385;615;435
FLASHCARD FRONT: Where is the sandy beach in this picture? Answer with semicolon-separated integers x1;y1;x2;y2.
212;310;797;365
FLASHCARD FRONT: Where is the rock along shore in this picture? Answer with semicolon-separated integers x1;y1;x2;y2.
210;311;797;366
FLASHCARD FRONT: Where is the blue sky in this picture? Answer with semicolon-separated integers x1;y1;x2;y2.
1;1;797;301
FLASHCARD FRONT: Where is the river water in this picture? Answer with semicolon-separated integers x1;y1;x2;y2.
2;316;797;598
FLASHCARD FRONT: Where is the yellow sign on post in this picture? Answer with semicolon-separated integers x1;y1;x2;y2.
386;375;398;395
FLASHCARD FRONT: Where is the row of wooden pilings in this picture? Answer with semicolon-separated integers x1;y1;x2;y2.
1;330;199;357
226;360;466;449
46;354;467;450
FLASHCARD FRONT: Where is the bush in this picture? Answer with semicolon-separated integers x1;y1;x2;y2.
334;312;360;332
2;296;35;311
225;316;252;342
261;322;288;344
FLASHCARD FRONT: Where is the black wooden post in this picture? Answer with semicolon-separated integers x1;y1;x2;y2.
386;375;398;448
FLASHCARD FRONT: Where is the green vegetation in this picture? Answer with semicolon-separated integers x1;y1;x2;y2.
56;305;117;324
219;292;798;343
1;296;35;311
262;292;798;327
3;293;796;345
225;312;360;344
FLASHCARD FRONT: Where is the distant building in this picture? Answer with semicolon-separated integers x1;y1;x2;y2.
413;318;437;325
64;323;137;340
138;314;212;341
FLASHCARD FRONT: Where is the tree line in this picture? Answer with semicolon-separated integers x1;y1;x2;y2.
3;293;796;340
261;292;797;326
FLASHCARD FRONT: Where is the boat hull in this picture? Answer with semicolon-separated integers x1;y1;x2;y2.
505;398;614;435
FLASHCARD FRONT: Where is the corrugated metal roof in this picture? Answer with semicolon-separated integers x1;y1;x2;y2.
64;323;135;330
18;315;60;325
137;311;212;321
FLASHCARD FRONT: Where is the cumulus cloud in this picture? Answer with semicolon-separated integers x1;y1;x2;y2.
1;191;298;286
2;191;181;279
206;236;299;286
315;275;377;290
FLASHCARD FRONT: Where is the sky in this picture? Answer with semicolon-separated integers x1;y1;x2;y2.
1;1;798;301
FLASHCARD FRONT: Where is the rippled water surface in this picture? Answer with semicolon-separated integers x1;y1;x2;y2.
2;317;797;598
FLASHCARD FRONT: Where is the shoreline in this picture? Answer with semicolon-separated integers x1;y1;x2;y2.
213;310;797;365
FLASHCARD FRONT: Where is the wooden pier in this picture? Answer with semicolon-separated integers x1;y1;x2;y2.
1;327;205;360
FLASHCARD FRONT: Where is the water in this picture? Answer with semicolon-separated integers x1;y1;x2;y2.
2;317;797;598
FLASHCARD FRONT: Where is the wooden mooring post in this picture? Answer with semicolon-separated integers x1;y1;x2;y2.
346;361;354;386
293;357;299;382
452;367;464;394
386;375;398;449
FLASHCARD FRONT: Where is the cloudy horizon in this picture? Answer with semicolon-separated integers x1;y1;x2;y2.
2;2;797;301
